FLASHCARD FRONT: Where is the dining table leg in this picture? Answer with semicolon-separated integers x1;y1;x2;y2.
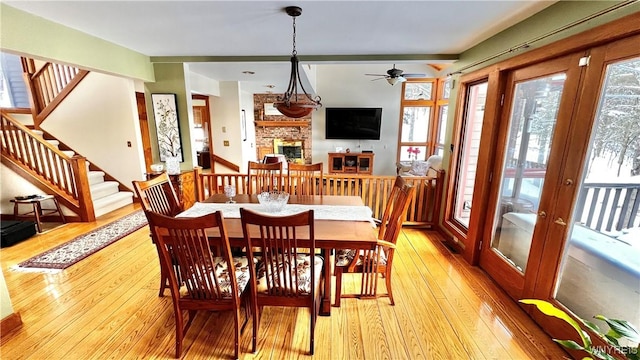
320;247;332;316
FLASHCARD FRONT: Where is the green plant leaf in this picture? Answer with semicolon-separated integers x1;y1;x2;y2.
626;350;640;360
595;315;640;343
603;334;620;346
521;299;591;348
554;339;585;350
584;320;601;334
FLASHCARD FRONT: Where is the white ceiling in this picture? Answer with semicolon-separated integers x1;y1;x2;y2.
6;1;557;90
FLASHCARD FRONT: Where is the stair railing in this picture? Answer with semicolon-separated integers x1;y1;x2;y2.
21;58;89;128
0;110;95;221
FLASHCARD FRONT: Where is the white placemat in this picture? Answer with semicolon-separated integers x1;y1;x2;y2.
178;202;374;224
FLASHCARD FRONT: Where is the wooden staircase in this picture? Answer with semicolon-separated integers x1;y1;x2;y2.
1;57;134;222
31;129;134;218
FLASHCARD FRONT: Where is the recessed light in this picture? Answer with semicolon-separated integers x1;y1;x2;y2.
265;85;275;88
242;71;255;75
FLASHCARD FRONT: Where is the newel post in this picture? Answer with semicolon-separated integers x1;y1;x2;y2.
70;156;95;222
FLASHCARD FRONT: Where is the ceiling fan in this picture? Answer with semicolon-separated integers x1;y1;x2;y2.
365;64;426;85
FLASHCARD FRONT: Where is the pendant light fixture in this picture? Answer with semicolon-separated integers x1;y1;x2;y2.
275;6;322;118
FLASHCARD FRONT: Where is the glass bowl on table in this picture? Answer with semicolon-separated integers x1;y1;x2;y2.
257;191;289;213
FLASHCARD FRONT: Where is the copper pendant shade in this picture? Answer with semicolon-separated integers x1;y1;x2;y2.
275;6;321;118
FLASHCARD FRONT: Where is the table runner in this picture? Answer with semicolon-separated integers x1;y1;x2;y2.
178;202;374;224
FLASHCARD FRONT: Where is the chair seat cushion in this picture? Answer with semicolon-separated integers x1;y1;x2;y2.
335;248;387;267
255;254;323;295
181;256;251;299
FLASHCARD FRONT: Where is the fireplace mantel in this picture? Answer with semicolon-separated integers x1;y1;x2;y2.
255;121;310;127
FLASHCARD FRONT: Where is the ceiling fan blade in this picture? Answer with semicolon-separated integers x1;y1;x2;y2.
402;73;426;78
371;77;386;81
365;73;388;77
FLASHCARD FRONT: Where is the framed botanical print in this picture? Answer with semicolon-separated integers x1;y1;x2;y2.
151;93;183;162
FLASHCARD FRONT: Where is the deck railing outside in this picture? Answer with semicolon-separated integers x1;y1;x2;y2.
575;182;640;233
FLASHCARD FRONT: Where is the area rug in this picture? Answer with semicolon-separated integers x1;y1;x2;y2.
17;210;148;270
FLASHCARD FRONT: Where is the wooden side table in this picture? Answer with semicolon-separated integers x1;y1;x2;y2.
11;195;65;232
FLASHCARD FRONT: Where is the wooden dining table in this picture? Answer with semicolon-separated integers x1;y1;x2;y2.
180;193;378;315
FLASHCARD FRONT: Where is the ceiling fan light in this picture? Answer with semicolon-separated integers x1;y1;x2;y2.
387;77;399;86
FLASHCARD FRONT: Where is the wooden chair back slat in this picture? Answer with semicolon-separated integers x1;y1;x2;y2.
248;161;283;194
132;173;182;216
286;162;323;196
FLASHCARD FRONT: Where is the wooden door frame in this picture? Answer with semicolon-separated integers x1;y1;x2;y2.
445;13;640;357
477;52;585;300
192;94;213;169
135;92;153;172
450;11;640;264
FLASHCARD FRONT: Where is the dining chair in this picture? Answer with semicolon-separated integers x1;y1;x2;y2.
376;175;407;239
333;182;415;307
286;162;323;196
239;208;322;355
145;210;252;359
132;173;183;297
247;161;283;194
132;173;182;217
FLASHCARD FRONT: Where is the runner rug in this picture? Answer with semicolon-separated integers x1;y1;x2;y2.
17;210;147;270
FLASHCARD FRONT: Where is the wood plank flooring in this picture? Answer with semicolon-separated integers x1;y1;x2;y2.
0;204;568;359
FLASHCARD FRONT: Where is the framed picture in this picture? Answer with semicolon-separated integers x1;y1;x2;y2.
241;109;247;141
152;93;183;162
264;102;283;116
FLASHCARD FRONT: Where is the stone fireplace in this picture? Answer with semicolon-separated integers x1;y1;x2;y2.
254;93;312;164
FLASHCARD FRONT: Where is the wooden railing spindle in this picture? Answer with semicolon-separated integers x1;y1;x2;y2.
193;168;445;226
1;111;92;220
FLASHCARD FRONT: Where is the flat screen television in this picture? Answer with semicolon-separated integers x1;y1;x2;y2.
325;107;382;140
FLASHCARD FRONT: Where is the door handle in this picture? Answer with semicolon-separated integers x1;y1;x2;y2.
538;211;547;218
554;218;567;226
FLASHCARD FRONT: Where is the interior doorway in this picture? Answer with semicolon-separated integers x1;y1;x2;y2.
192;94;212;170
135;92;153;172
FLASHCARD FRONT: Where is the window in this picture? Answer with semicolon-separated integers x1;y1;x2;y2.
434;77;451;157
445;80;488;232
0;52;30;109
397;78;449;161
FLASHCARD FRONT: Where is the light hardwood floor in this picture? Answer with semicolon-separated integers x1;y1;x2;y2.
0;204;568;359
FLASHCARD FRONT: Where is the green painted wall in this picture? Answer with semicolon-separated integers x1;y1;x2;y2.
444;0;640;162
0;3;154;81
144;63;194;171
450;1;640;74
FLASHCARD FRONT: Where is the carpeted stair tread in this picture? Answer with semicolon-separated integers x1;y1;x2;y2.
90;181;120;200
93;192;134;218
